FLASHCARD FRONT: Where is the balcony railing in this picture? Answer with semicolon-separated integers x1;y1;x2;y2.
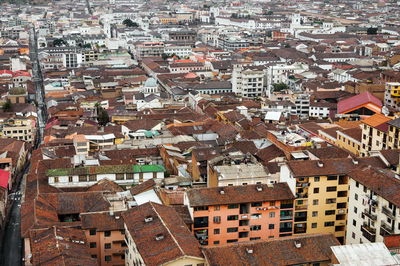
363;210;377;221
361;223;376;242
281;204;294;209
382;206;395;220
381;220;394;235
280;216;293;221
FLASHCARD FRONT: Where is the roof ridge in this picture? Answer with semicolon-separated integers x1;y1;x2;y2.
150;202;186;257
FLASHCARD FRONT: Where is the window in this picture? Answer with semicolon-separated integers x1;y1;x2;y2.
228;204;238;209
251;214;262;219
268;224;274;229
91;255;97;259
79;175;87;182
312;223;317;228
353;220;357;226
116;173;124;180
227;227;238;233
89;229;96;235
269;212;275;218
213;241;220;244
227;215;238;221
251;225;262;231
126;173;134;180
251;202;262;207
363;186;367;193
326;186;337;192
325;210;335;215
89;175;96;181
194;206;208;211
89;242;96;248
314;177;320;182
313;199;319;205
312;211;318;217
327;176;337;181
214;229;220;234
324;221;334;227
250;237;261;240
214;205;220;211
54;177;59;183
69;176;73;182
352;232;356;239
354;207;357;214
313;188;319;194
105;243;111;249
326;198;336;204
104;231;111;237
213;216;221;223
355;194;358;201
105;256;111;262
356;181;359;188
270;201;275;207
227;239;238;243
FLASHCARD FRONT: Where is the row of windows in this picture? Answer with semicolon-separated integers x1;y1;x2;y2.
213;212;276;223
194;201;274;211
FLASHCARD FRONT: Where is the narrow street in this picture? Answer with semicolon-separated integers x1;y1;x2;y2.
0;25;47;266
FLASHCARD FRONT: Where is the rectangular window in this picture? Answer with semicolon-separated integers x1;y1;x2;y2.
69;176;73;182
116;173;124;180
313;188;319;193
213;216;221;223
353;219;357;226
214;229;220;234
325;210;335;215
355;194;358;201
251;225;262;231
54;177;59;183
126;173;134;180
268;224;274;229
213;241;220;244
79;175;87;182
104;231;111;237
314;177;320;182
269;212;275;218
326;198;336;204
354;207;357;213
228;204;238;209
324;221;334;227
227;215;238;221
251;214;261;219
89;175;96;181
227;239;238;243
251;202;262;207
250;237;261;240
326;186;337;192
327;176;337;181
312;211;318;217
105;243;111;249
90;242;96;248
105;256;111;262
312;223;317;228
313;199;319;205
214;205;220;211
227;227;238;233
89;229;96;235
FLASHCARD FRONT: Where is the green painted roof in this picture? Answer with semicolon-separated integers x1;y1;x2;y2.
46;164;165;177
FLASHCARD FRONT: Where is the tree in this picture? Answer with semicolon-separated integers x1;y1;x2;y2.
123;19;138;28
272;83;289;92
2;101;11;112
53;38;67;47
367;27;378;35
161;53;169;60
284;43;291;48
96;104;110;126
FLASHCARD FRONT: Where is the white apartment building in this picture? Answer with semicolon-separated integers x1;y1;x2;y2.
384;82;400;112
163;45;192;58
346;167;400;245
232;65;265;98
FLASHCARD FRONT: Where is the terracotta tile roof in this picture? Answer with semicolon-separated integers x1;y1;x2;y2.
201;233;339;266
86;179;124;193
306;146;351;159
256;144;285;163
379;149;400;166
29;226;97;266
361;113;392;128
349;166;400;207
81;211;124;231
337;91;382;114
287;158;358;178
122;202;203;265
340;127;362;142
129;179;156;195
187;183;294;207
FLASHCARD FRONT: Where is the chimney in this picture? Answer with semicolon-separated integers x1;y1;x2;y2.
352;158;358;165
317;161;323;168
155;234;164;241
246;248;253;254
144;216;153;223
294;241;301;248
220;190;225;195
257;187;263;192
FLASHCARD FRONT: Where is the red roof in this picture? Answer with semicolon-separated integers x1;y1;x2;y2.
0;169;10;189
337;91;382;114
0;70;13;76
13;71;31;78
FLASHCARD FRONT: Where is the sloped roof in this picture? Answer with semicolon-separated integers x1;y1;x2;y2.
337;91;382;114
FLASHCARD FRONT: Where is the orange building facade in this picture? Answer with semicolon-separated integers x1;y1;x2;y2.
187;184;295;246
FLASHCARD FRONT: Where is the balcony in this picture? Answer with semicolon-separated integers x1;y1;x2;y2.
241;215;249;220
239;226;250;232
381;220;394;235
281;204;294;209
363;211;377;221
295;204;307;210
382;206;395;220
361;223;376;242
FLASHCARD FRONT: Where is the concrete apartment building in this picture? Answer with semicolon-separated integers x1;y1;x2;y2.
0;117;35;144
346;166;400;245
336;127;362;157
384;82;400;111
186;183;295;246
282;158;359;244
232;65;265;98
135;42;164;61
122;202;205;266
360;113;392;156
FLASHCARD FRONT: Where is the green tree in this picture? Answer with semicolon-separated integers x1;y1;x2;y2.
96;104;110;126
2;101;11;112
53;38;67;47
123;19;138;28
272;83;289;92
367;27;378;35
161;53;169;60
